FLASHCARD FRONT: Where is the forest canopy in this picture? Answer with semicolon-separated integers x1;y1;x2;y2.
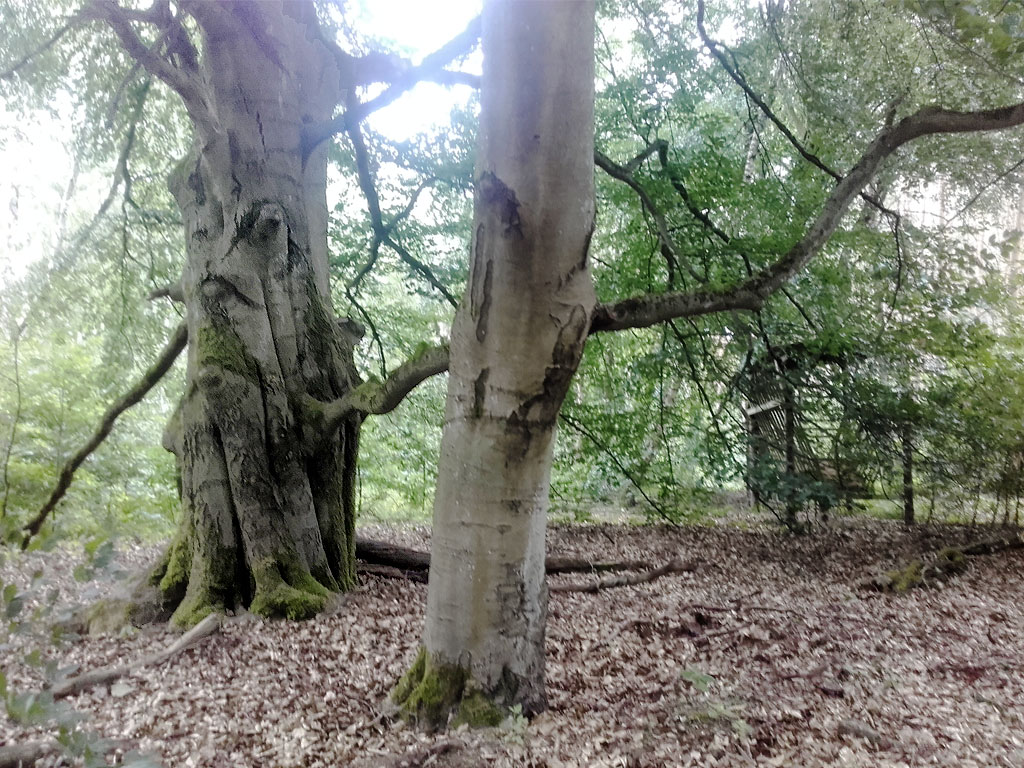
2;0;1023;542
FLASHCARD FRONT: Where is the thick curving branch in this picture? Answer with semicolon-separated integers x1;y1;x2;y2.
591;98;1024;334
89;0;213;126
20;322;188;547
309;343;451;446
591;286;763;332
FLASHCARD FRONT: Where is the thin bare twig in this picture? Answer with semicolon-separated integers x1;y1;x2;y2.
559;411;679;527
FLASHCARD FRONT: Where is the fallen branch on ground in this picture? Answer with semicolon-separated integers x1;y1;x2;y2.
355;536;652;575
550;557;698;593
0;740;59;768
50;612;221;699
358;563;427;583
0;739;137;768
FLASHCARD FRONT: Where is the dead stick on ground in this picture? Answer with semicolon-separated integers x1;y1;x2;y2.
0;737;135;768
50;612;221;699
550;558;698;593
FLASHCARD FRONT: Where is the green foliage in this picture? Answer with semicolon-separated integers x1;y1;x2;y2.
2;0;1024;546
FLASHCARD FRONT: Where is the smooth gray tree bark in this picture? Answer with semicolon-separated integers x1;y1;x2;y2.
393;0;597;727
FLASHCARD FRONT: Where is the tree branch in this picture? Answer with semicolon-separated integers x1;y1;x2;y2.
0;11;83;81
595;149;705;283
346;117;459;306
148;278;184;303
590;286;764;332
591;98;1024;333
0;741;59;768
558;411;679;526
383;233;459;308
695;0;898;220
51;612;221;698
20;322;187;546
303;15;482;153
309;343;450;446
550;557;698;593
90;0;213;126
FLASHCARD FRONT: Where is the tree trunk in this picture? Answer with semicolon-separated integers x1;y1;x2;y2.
151;3;362;627
783;383;799;530
393;0;596;729
902;422;914;526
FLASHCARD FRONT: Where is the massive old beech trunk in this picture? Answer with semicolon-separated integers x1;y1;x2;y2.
144;3;363;626
16;0;470;614
393;0;597;727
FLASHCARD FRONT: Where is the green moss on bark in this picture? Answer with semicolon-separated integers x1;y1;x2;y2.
154;529;192;607
170;591;221;629
250;555;331;620
453;689;504;728
887;560;923;592
936;547;968;575
392;648;511;730
392;648;467;730
250;584;326;620
196;324;258;382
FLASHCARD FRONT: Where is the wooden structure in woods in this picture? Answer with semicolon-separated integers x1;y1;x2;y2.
741;345;867;521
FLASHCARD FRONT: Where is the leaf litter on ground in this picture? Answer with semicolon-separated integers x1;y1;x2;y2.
1;518;1023;767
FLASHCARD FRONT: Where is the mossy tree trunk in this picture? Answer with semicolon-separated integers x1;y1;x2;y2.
394;0;596;727
145;2;363;627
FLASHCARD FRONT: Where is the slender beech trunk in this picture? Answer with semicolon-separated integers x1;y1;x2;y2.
393;0;596;728
151;2;363;626
902;422;914;525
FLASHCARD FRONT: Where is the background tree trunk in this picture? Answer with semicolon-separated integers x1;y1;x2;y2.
393;0;596;728
902;422;914;525
152;2;362;626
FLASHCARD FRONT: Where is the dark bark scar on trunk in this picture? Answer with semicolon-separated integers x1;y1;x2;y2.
472;367;490;419
477;171;523;238
509;304;589;430
475;259;493;342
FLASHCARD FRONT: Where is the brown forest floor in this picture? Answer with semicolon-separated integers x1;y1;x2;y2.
3;518;1024;767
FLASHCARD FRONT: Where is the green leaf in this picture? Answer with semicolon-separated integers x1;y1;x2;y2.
681;665;715;693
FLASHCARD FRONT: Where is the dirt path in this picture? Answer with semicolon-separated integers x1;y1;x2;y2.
2;519;1023;767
